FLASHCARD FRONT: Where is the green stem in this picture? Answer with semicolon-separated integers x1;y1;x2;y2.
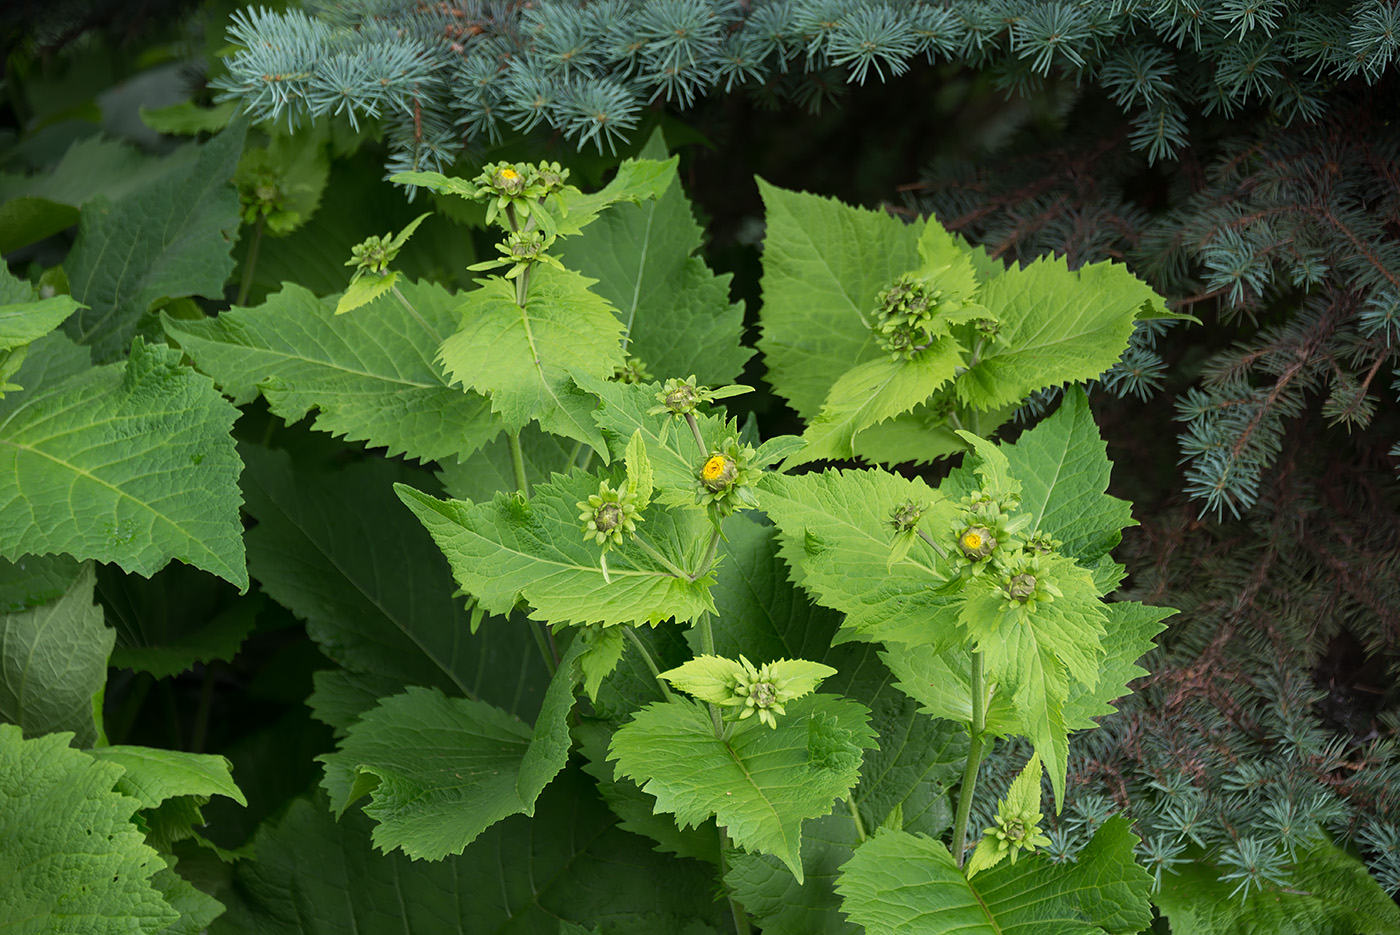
695;612;727;737
952;651;988;868
514;265;531;308
622;627;673;701
566;440;585;469
718;828;754;935
632;534;692;580
236;216;265;307
697;527;721;579
847;795;869;843
917;528;950;561
530;621;558;678
508;431;530;499
391;283;443;344
685;412;708;457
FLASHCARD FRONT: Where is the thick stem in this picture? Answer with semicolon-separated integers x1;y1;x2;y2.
236;216;265;307
632;535;693;580
718;828;754;935
530;621;558;678
508;431;530;499
697;527;721;579
622;627;673;701
695;612;727;736
391;283;443;344
916;528;950;561
847;796;869;843
685;412;708;457
514;266;530;307
952;651;988;868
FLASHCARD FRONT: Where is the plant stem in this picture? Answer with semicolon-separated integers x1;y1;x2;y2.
530;621;558;678
508;431;530;499
717;828;753;935
695;612;727;736
236;216;265;307
917;528;950;561
685;412;708;457
514;265;531;307
847;796;869;843
391;283;443;344
632;535;692;580
697;527;721;579
622;627;673;701
952;651;987;869
566;440;584;469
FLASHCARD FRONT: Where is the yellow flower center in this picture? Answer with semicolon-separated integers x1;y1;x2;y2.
962;531;983;551
702;455;729;481
500;167;519;180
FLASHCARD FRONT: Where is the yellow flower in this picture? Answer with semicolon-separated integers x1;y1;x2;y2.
962;531;983;551
702;455;728;482
500;167;519;180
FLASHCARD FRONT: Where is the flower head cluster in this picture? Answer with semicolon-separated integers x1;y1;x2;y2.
996;554;1063;619
612;355;652;384
471;160;577;232
577;480;642;550
871;273;944;359
469;228;566;279
657;654;837;730
694;436;761;517
646;376;752;419
889;499;927;534
966;754;1051;878
946;490;1028;579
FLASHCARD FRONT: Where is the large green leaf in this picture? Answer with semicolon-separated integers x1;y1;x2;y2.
790;342;965;466
0;563;111;745
318;639;583;860
63;121;246;362
0;724;179;934
1153;843;1400;935
165;279;497;464
835;818;1153;935
954;256;1162;411
609;693;876;883
240;446;547;709
756;179;923;421
0;553;83;613
0;266;81;355
218;771;727;934
998;388;1136;563
724;810;863;935
758;469;961;646
99;562;260;680
1063;601;1171;729
0;333;247;587
556;132;752;386
437;424;574;504
438;265;620;451
85;745;246;811
0;136;200;254
396;471;716;627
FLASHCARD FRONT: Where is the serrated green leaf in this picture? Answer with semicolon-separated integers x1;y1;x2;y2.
438;265;619;451
0;333;247;586
880;644;1021;736
625;428;654;509
396;472;715;627
64;121;246;362
836;817;1152;935
659;654;745;704
0;563;111;745
756;178;923;421
333;270;398;315
577;626;626;702
166;278;498;464
852;397;1020;467
220;771;727;934
1153;842;1400;935
954;255;1164;411
758;470;962;646
241;446;549;713
1063;601;1171;730
0;724;179;934
0;553;83;613
954;429;1022;501
148;855;225;935
791;340;965;466
572;717;721;864
725;810;863;935
318;638;582;860
554;156;679;237
556;132;751;385
100;561;259;679
388;169;481;200
609;693;876;883
140;99;238;135
0;266;82;353
307;669;408;737
85;745;246;810
996;387;1136;563
0;136;200;254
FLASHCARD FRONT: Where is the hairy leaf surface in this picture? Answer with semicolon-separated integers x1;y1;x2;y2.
0;563;111;744
0;725;178;934
609;693;876;882
166;279;497;464
64;122;245;362
0;334;246;586
836;818;1152;934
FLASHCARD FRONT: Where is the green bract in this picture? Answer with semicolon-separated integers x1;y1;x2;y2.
965;753;1052;877
694;436;762;517
659;654;837;729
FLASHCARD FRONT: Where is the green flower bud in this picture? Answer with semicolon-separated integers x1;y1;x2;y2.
700;453;738;492
889;500;927;533
577;481;641;549
958;526;997;561
1005;573;1037;602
